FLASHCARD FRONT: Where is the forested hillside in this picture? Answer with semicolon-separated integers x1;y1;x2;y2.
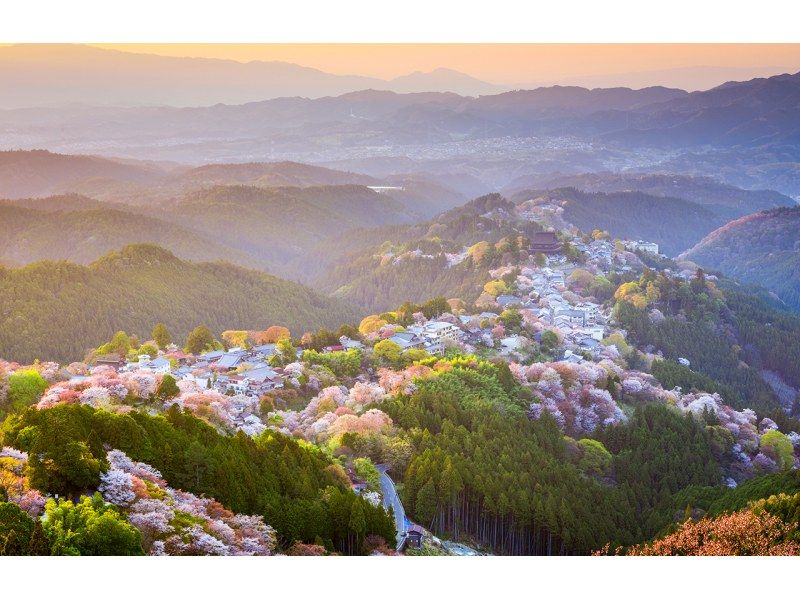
316;193;544;310
508;172;794;218
513;188;727;255
0;244;362;363
681;207;800;310
0;150;167;198
3;403;395;554
0;201;257;267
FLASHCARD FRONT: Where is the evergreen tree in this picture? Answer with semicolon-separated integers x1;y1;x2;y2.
156;374;180;400
184;325;216;354
28;520;51;556
152;322;172;349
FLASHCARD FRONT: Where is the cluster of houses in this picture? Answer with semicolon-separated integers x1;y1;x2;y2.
387;321;463;356
623;239;660;255
515;264;609;361
119;344;287;397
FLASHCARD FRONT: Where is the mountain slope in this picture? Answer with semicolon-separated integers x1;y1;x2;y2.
603;71;800;152
169;161;380;190
315;194;544;311
157;184;416;278
0;43;383;108
512;188;728;256
681;207;800;310
0;244;363;363
0;199;258;267
505;172;795;219
0;150;168;199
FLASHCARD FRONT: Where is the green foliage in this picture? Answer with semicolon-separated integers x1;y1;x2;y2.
614;282;780;411
27;519;51;556
4;403;394;554
152;322;172;349
184;325;217;355
668;470;800;521
381;366;637;554
156;374;180;400
0;244;362;363
598;403;722;538
577;439;612;477
651;359;736;398
540;330;559;355
302;349;362;378
682;207;800;310
43;493;144;556
269;338;297;367
3;369;48;416
373;340;403;367
353;457;381;492
760;430;795;471
0;501;34;555
499;307;522;331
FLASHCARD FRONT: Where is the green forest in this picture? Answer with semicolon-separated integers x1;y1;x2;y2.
0;244;363;363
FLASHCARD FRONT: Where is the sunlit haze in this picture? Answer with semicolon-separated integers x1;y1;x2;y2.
91;43;800;90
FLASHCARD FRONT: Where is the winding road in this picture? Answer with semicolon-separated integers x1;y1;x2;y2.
376;464;407;551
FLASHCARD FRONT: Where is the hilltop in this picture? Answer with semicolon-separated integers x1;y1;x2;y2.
681;206;800;310
505;172;795;219
0;244;363;363
511;187;729;256
0;199;258;267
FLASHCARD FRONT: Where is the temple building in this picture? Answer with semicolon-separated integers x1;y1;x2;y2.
531;231;561;254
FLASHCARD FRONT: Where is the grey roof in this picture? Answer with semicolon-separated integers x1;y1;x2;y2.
496;295;522;307
217;354;243;369
146;357;171;369
241;366;278;382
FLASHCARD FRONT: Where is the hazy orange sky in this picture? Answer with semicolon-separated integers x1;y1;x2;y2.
94;44;800;87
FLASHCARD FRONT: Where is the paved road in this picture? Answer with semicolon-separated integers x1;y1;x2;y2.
376;464;407;550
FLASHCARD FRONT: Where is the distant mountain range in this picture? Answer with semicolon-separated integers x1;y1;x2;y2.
681;206;800;310
3;69;799;196
0;150;476;282
0;244;363;363
0;44;506;108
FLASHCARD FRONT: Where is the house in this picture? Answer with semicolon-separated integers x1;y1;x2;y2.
624;240;660;254
340;336;364;350
496;295;522;308
95;356;123;370
226;375;249;394
253;344;277;358
499;335;527;356
560;350;584;364
217;351;245;370
388;332;425;351
164;350;189;364
147;357;172;374
404;524;425;550
137;354;172;374
241;366;282;392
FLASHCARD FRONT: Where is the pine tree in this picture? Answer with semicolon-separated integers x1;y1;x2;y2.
152;322;172;349
1;529;24;556
28;520;51;556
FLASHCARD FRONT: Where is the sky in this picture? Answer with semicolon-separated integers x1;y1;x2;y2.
93;44;800;89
